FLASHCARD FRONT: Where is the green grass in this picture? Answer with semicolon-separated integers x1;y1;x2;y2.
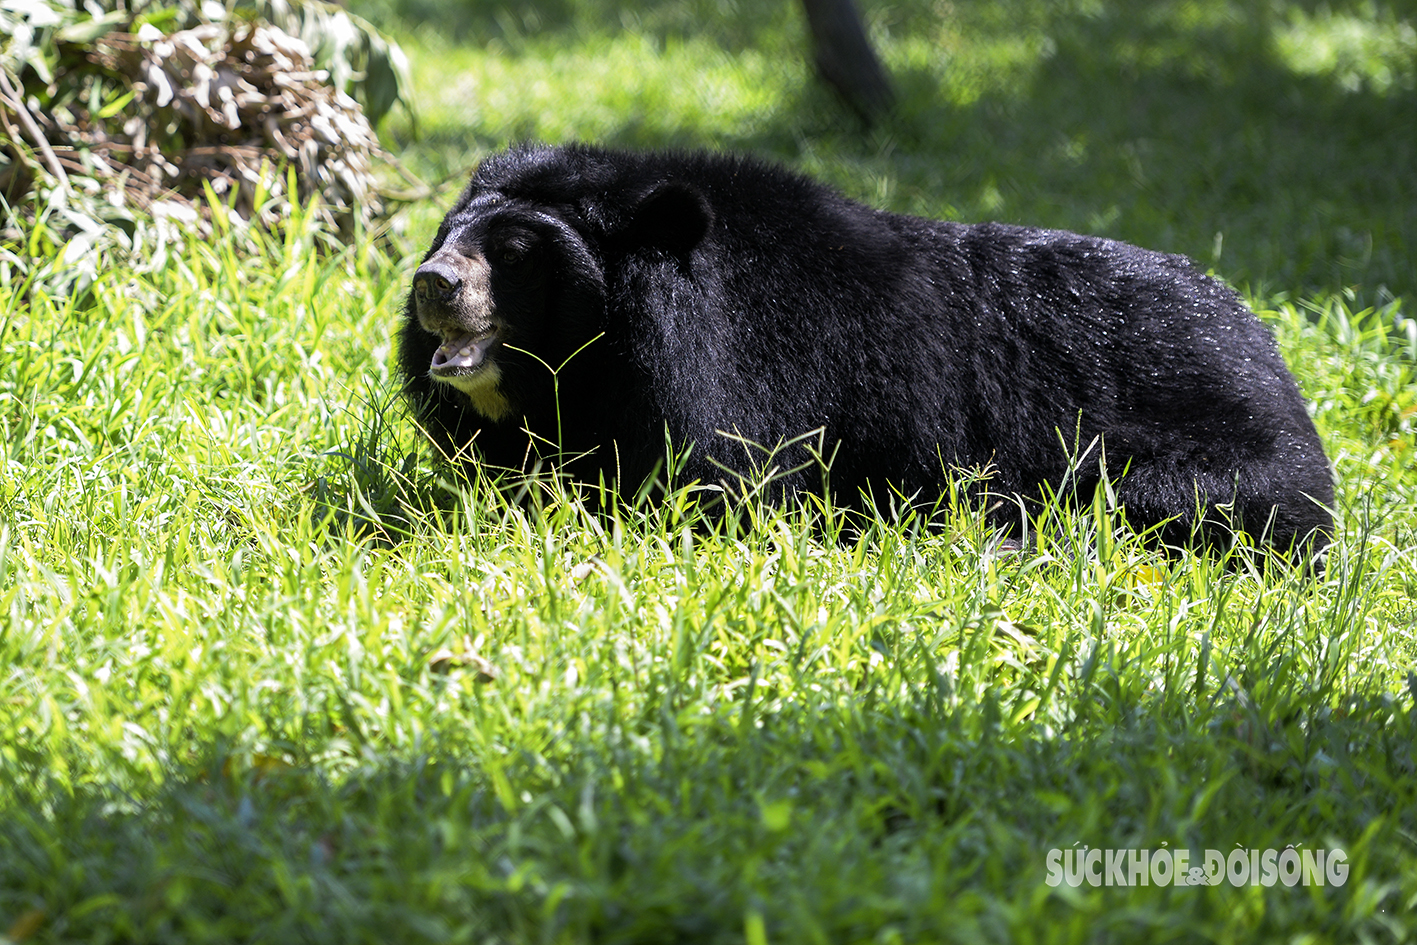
4;0;1417;941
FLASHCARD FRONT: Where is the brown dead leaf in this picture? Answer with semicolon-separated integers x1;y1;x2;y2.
429;638;498;682
6;907;46;942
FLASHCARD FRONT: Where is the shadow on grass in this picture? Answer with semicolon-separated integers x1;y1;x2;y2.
762;1;1414;301
358;0;797;53
381;0;1415;301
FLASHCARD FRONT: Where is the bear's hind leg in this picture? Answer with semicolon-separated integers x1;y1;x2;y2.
1108;457;1333;562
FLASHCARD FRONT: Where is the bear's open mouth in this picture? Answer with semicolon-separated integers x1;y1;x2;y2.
430;330;498;378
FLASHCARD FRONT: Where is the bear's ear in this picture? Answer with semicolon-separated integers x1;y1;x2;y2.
624;181;713;257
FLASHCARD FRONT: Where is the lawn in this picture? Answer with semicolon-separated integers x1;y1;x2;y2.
3;0;1417;941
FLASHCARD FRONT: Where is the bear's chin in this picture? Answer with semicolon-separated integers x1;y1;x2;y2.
435;362;512;423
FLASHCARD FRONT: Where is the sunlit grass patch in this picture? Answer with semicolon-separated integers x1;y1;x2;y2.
1274;2;1417;94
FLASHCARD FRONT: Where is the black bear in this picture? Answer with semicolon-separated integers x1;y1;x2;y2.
398;143;1334;555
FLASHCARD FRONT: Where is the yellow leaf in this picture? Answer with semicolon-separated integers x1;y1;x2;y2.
6;908;46;942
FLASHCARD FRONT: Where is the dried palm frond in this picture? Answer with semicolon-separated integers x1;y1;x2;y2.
1;0;416;251
66;19;382;231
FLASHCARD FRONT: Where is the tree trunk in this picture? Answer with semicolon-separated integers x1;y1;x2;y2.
800;0;895;122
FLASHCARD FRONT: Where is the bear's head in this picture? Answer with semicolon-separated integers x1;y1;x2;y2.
409;188;599;423
408;145;714;425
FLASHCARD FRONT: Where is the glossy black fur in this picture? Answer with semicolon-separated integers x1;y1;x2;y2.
398;144;1334;553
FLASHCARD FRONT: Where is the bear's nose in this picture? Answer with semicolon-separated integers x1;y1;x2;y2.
413;258;463;301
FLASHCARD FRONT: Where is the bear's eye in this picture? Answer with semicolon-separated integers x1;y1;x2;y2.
488;232;538;277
